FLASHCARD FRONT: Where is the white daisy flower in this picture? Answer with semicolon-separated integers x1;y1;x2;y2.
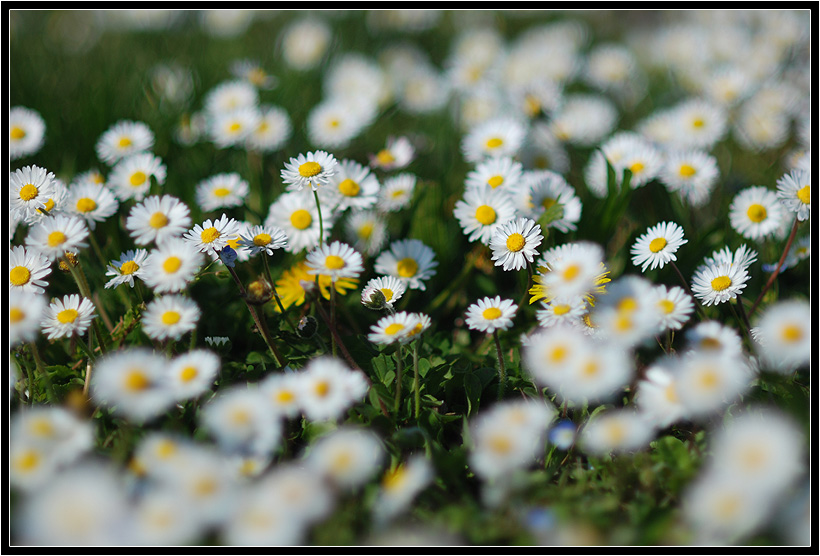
579;409;655;456
208;106;261;149
397;65;451;115
9;106;46;160
775;169;810;221
373;455;434;525
140;237;204;293
671;98;728;150
522;325;587;391
324;159;380;212
672;352;752;419
549;94;618;147
729;186;787;240
461;116;527;163
489;217;543;272
183;214;241;257
128;488;206;546
298;357;369;422
464;296;517;334
65;182;119;230
377;173;417;212
514;170;583;233
630;221;688;272
229;58;277;90
246;104;292;153
306;97;375;150
259;371;303;419
265;190;331;253
25;214;89;261
649;285;694;331
237;224;288;257
221;484;304;547
369;136;415;171
464;156;524;194
70;168;107;189
165;349;220;401
345;210;389;256
659;150;720;207
104;249;149;289
9;245;52;295
10;407;93;477
195;172;250;213
616;139;664;189
589;275;663;348
10;290;47;347
95;120;155;165
305;241;364;282
536;241;607;301
685;321;744;359
126;195;192;246
361;276;407;308
561;341;634;404
40;294;96;340
633;361;686;429
305;427;383;489
203;79;258;115
108;152;167;202
201;385;281;456
535;296;587;329
374;238;438;291
10;165;56;222
280;150;338;192
453;185;517;245
282;17;332;70
142;295;200;341
25;178;69;224
691;261;750;307
753;299;810;371
368;311;419;345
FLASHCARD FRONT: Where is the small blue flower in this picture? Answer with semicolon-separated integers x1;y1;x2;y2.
218;246;237;268
549;419;577;450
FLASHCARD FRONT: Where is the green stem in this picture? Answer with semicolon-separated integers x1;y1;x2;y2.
330;283;338;358
493;330;507;400
313;188;325;248
750;217;801;316
75;333;96;363
670;261;706;320
263;255;293;327
88;231;108;270
413;339;421;419
64;257;109;354
394;343;404;414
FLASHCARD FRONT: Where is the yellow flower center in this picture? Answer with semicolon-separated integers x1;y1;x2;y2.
230;408;251;425
485;137;504;149
325;255;346;270
162;256;182;273
47;231;67;247
487;175;504;188
213;187;231;198
328;119;340;129
739;446;766;472
30;418;54;437
228;122;242;134
797;185;810;204
692;117;705;129
377;149;395;165
290;209;312;230
678;164;696;177
629;162;645;174
390;188;406;199
19;184;39;201
581;360;600;377
614;314;634;332
194;477;218;497
314;380;330;397
397;257;418;278
664;383;679;403
338;178;361;197
15;450;40;472
697;369;719;390
715;495;741;520
553;304;571;316
358;223;374;240
76;198;97;213
200;227;220;243
331;451;353;473
39;198;56;213
276;390;295;403
385;323;405;335
381;288;394;302
562;264;580;281
125;369;150;391
482;307;502;320
10;307;26;323
700;337;721;350
118;136;132;148
781;324;803;343
10;126;26;140
618;298;638;313
649;237;667;253
162;311;181;325
179;366;198;383
56;308;79;324
488;434;512;454
524;95;541;117
710;276;732;291
548;346;568;364
156;440;177;459
249;67;267;85
298;161;322;178
130;171;147;186
541;197;557;210
382;466;407;491
746;204;767;223
475;205;497;225
506;233;526;252
149;212;169;229
605;422;626;444
658;299;675;314
253;233;272;246
10;266;31;286
120;260;139;275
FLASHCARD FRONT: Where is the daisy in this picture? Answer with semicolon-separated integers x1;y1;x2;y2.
630;221;688;272
659;150;720;207
616;139;663;189
70;168;106;188
515;170;583;233
305;241;364;283
453;185;517;245
208;106;261;149
489;217;543;272
369;136;415;171
221;486;304;547
306;98;374;150
691;261;750;306
671;98;728;150
165;349;221;401
9;245;52;295
40;294;96;340
633;360;686;429
246;105;292;153
195;172;250;212
561;341;634;403
203;79;258;115
95;120;155;165
265;190;329;253
549;94;618;147
368;311;418;345
142;295;200;341
753;299;811;371
9;106;46;160
372;456;434;525
11;407;93;468
128;488;206;546
672;352;752;419
522;326;586;390
104;249;149;289
464;296;517;334
298;357;369;422
305;428;383;489
10;437;60;491
183;214;241;257
65;182;119;230
108;152;167;201
579;409;655;456
397;65;451;115
25;215;89;261
377;173;417;212
775;169;810;221
200;386;281;456
281;150;338;192
345;210;389;256
461;116;527;163
10;290;47;347
260;372;303;419
729;186;786;240
237;224;288;257
685;321;744;359
229;58;277;90
532;242;609;304
464;156;524;194
589;275;663;347
324;159;380;212
26;178;68;224
374;239;438;291
10;165;55;222
535;296;586;329
281;17;332;70
649;285;694;331
140;237;204;293
126;195;192;246
361;276;407;309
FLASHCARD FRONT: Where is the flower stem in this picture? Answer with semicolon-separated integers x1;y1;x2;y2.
670;261;706;320
64;256;109;354
413;339;421;419
493;330;507;400
313;188;324;248
313;300;359;369
750;217;801;316
394;343;404;414
263;255;293;328
330;283;338;358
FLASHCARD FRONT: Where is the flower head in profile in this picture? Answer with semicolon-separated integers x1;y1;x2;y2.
369;136;415;171
775;169;810;222
10;106;46;161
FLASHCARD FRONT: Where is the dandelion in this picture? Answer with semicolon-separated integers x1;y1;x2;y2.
274;260;358;311
183;214;241;257
630;221;688;273
281;150;338;192
729;186;786;240
95;120;155;165
108;152;167;202
126;195;192;246
489;217;543;272
374;239;438;291
9;106;46;160
10;165;55;223
775;169;810;221
369;136;415;171
195;173;250;212
142;295;200;341
140;237;204;293
104;249;149;289
9;245;52;295
453;185;517;245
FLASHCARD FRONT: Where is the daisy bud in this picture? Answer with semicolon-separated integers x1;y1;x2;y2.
296;315;318;339
245;277;273;305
